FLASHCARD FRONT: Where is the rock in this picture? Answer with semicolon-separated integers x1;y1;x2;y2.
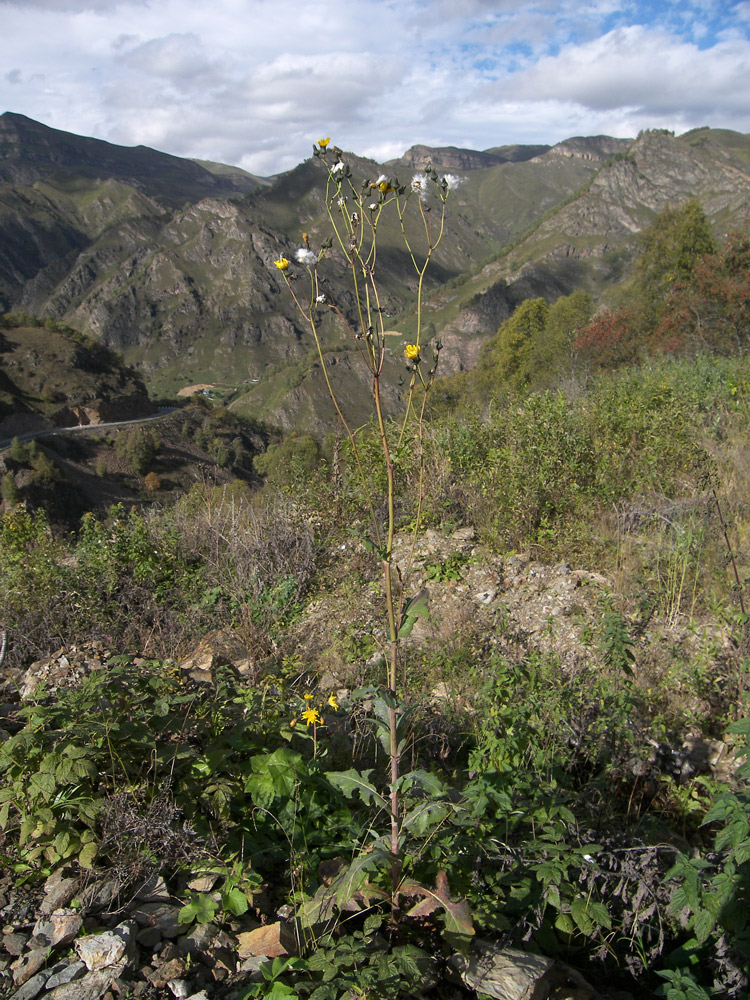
236;922;298;958
2;932;28;957
132;902;183;938
9;971;49;1000
45;961;127;1000
451;941;603;1000
32;909;82;948
475;589;497;605
40;877;79;915
168;980;192;998
135;926;162;949
177;922;219;956
451;943;554;1000
178;630;251;685
11;949;49;986
147;957;187;989
44;960;86;989
134;873;173;903
74;922;133;972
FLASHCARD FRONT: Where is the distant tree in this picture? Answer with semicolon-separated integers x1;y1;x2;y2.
1;472;21;507
652;230;750;354
573;307;639;367
636;198;715;322
115;427;159;475
484;297;549;392
144;471;162;492
9;437;28;464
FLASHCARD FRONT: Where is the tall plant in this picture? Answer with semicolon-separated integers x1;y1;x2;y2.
273;137;459;913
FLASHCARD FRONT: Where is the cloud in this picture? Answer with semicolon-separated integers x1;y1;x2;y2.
0;0;748;175
497;26;750;117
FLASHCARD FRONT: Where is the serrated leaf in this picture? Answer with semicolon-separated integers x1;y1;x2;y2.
402;870;474;939
692;908;715;944
570;896;595;936
324;769;387;810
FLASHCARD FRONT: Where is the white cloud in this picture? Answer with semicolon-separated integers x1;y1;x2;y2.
0;0;748;175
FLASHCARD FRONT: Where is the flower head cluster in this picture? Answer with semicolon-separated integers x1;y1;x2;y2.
274;257;289;271
404;343;421;362
289;690;339;730
375;174;393;194
318;137;331;149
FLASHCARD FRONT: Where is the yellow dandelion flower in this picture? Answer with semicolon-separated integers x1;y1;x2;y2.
301;707;322;727
303;692;314;701
327;693;339;711
318;137;331;148
404;344;420;362
274;257;289;270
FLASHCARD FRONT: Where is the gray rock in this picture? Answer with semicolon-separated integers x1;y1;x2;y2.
45;961;126;1000
45;960;86;989
32;909;82;948
74;922;133;972
11;949;48;986
133;902;183;938
1;932;28;957
9;971;49;1000
39;879;80;916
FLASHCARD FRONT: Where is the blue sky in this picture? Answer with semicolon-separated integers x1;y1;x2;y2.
1;0;748;175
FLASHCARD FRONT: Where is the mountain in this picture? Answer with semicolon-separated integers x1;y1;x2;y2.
1;114;749;432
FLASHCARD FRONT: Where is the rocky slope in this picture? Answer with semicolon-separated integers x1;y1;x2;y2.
2;115;749;431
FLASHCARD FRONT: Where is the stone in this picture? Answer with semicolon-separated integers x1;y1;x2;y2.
135;926;162;949
32;909;82;948
74;922;133;972
40;878;80;915
236;922;298;959
2;932;28;956
133;902;183;938
45;962;127;1000
167;980;191;998
134;873;172;903
11;949;48;986
9;971;49;1000
451;942;554;1000
147;957;187;989
176;922;218;956
45;960;86;989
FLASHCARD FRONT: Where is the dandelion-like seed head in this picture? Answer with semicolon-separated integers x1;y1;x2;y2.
295;248;317;267
411;174;430;201
441;174;463;191
331;161;345;175
316;293;327;304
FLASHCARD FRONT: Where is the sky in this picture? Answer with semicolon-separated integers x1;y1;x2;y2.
1;0;749;177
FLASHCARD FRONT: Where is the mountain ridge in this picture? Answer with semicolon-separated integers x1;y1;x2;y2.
1;115;749;431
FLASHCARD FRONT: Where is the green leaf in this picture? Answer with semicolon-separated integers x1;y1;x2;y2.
692;908;715;944
324;769;387;810
397;589;429;639
78;841;98;870
222;886;250;916
570;896;595;936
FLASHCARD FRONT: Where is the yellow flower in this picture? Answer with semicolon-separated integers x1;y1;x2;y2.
318;137;331;148
327;693;339;711
404;344;421;362
303;692;314;701
289;718;297;728
302;707;322;727
274;257;289;270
